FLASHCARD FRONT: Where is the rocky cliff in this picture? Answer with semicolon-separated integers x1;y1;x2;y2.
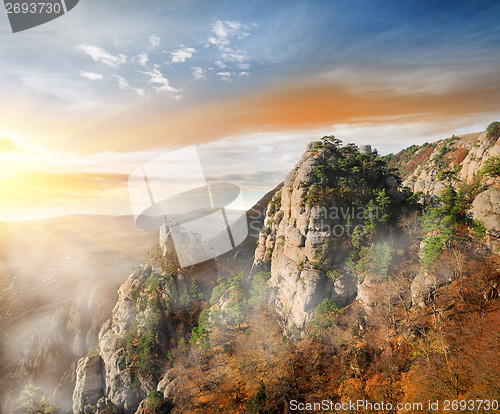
389;125;500;244
253;138;405;329
72;250;222;414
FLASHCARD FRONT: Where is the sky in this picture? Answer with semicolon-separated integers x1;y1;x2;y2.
0;0;499;221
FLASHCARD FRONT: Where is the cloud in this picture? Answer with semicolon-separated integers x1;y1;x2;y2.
139;65;182;98
170;46;196;63
76;44;127;67
80;71;103;81
192;67;206;80
206;20;249;50
17;71;92;102
136;52;149;67
205;21;253;78
217;72;233;82
115;76;145;96
149;35;161;49
216;50;251;72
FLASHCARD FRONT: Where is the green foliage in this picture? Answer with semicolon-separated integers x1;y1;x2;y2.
209;273;249;326
486;121;500;142
131;269;171;313
249;272;271;306
145;390;170;414
351;243;392;281
471;219;487;240
421;234;445;270
382;141;437;177
210;277;229;305
480;155;500;177
245;382;274;414
120;325;160;381
437;169;457;184
179;278;203;308
190;309;211;349
309;299;339;338
119;292;163;393
268;189;282;214
13;385;58;414
418;181;486;269
345;189;393;277
302;138;393;207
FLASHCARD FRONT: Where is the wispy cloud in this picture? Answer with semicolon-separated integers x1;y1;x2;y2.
16;70;93;103
115;75;145;96
170;46;196;63
80;71;103;81
217;72;233;82
206;20;250;50
205;20;253;81
192;67;206;80
148;34;161;49
135;52;149;67
139;65;182;98
76;44;127;67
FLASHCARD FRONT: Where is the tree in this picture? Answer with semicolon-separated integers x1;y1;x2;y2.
309;299;339;338
481;155;500;177
486;121;500;142
13;385;58;414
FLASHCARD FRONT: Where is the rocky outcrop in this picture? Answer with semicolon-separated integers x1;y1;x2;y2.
73;355;104;414
72;263;205;414
469;184;500;244
401;130;500;243
253;141;399;328
459;132;500;183
403;131;500;200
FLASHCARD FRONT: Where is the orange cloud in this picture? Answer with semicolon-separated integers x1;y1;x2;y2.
65;77;500;153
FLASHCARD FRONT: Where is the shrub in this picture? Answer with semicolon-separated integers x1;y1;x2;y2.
190;309;211;349
481;155;500;177
486;121;500;142
13;385;58;414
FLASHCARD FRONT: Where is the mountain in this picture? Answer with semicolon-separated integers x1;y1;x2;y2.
9;123;500;414
70;124;500;414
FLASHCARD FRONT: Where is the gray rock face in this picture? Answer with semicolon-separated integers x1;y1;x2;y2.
359;145;372;155
470;185;500;239
73;355;104;414
459;133;500;184
253;145;362;328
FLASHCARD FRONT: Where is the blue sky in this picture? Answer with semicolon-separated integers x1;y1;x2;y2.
1;0;498;107
0;0;499;220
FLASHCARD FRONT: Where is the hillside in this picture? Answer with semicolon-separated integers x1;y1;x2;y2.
9;123;500;414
